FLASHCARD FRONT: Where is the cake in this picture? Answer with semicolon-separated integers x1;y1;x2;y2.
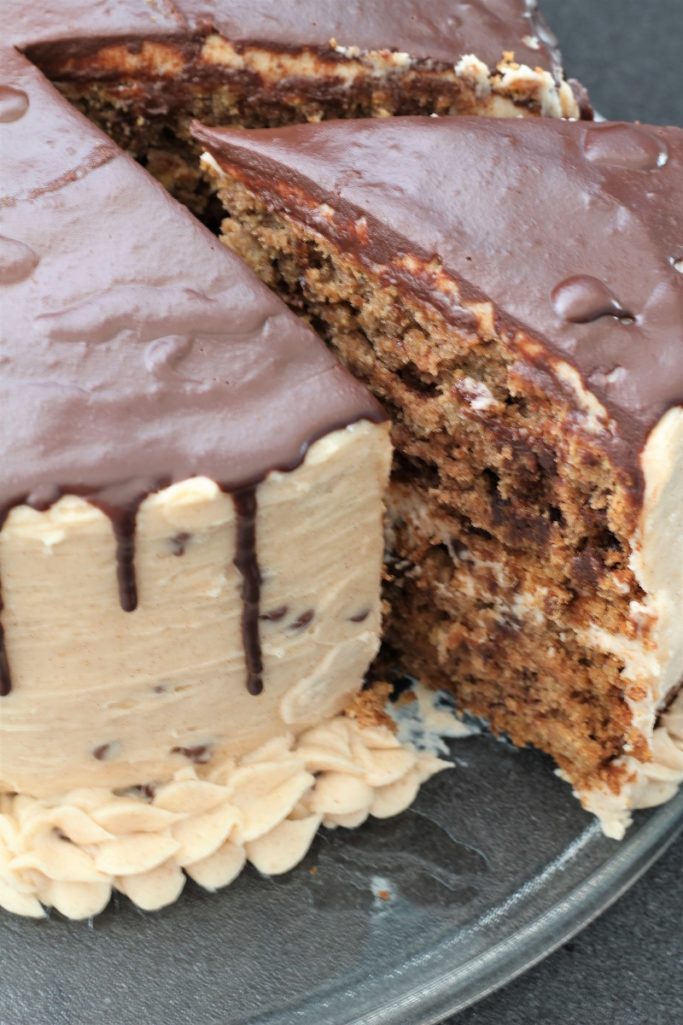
195;115;683;839
0;1;599;921
10;0;585;213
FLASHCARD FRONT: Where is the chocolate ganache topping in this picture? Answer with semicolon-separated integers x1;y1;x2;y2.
193;116;683;472
7;0;562;78
0;49;384;694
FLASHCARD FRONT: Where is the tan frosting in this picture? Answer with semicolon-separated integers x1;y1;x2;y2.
0;714;448;919
575;408;683;837
576;687;683;840
0;421;391;797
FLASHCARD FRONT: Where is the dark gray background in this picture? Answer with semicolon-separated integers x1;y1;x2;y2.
445;1;683;1021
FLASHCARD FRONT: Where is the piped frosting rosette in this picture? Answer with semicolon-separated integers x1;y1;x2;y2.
0;715;448;919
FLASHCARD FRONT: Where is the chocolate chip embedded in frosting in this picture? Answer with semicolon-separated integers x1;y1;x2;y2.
169;532;191;556
172;744;212;764
349;608;371;623
551;275;634;325
93;742;122;761
0;85;29;123
260;605;288;622
0;236;39;284
288;609;315;632
583;123;668;171
128;783;157;800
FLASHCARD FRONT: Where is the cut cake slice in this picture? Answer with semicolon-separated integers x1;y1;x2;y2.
195;114;683;837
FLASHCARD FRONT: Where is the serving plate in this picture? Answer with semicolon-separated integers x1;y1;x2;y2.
3;718;682;1025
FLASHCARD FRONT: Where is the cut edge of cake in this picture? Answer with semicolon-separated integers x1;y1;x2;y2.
194;115;683;839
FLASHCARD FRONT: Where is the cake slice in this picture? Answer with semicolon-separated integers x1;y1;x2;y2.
195;115;683;837
13;0;585;211
0;51;457;922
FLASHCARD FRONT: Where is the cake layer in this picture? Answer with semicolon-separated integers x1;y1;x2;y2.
195;116;682;466
197;116;683;834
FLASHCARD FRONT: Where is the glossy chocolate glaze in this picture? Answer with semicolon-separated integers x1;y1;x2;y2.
232;488;264;697
0;49;383;691
194;116;683;477
7;1;561;75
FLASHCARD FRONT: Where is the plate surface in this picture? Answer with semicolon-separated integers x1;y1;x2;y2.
3;729;682;1025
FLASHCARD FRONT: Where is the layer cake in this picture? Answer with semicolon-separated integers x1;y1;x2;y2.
0;0;608;921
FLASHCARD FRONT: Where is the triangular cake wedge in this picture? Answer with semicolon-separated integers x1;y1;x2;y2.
196;114;683;837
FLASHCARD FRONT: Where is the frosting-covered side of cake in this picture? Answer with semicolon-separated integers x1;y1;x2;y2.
0;44;447;918
196;115;683;836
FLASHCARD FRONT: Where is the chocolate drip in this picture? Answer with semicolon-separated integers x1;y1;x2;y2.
232;487;263;696
112;509;138;612
0;506;12;695
0;610;10;697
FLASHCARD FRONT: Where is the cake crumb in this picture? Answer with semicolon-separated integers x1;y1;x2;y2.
345;681;395;730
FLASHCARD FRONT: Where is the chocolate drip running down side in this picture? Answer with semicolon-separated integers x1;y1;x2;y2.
0;479;270;696
0;506;15;697
232;487;264;697
89;481;161;613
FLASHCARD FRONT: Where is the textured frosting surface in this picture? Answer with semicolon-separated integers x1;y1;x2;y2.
5;0;561;72
0;714;448;919
195;116;683;467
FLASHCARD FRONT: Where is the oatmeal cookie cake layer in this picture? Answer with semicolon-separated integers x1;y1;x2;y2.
196;116;683;834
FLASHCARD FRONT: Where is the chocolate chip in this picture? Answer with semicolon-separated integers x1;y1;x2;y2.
288;609;315;632
349;608;371;623
130;783;156;800
92;742;120;761
260;604;288;622
169;531;191;556
172;744;211;764
570;551;603;587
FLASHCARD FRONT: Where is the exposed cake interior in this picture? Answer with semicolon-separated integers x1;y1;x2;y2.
195;116;683;835
24;3;581;215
